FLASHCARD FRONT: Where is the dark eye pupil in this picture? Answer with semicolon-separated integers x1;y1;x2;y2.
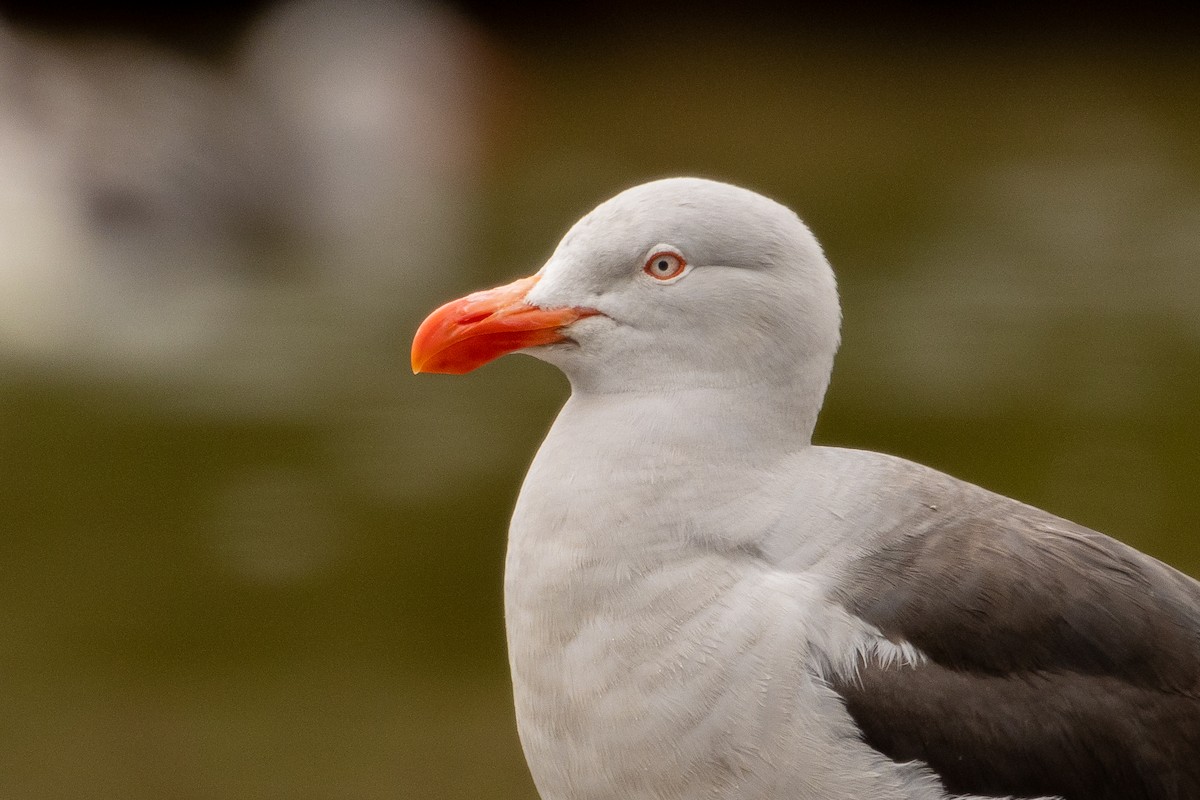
657;260;669;270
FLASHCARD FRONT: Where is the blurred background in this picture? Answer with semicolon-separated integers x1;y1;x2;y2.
0;2;1198;797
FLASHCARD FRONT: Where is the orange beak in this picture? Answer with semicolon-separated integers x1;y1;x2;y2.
411;275;600;374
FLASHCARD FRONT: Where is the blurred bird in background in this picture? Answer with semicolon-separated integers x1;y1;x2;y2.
0;0;491;415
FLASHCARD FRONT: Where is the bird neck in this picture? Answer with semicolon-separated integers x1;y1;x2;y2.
550;377;824;470
510;369;833;573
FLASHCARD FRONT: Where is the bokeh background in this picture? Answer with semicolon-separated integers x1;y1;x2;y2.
1;3;1198;797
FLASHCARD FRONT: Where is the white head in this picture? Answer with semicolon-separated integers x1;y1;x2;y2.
413;178;841;430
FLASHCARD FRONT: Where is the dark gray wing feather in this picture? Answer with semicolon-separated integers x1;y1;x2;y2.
830;494;1200;800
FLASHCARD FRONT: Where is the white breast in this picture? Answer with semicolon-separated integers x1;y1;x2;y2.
502;394;987;800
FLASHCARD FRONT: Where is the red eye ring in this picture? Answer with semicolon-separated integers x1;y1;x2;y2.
643;251;687;281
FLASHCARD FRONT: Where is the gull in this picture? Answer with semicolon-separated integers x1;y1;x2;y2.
411;177;1200;800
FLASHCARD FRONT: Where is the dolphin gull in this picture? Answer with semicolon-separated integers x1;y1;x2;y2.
411;177;1200;800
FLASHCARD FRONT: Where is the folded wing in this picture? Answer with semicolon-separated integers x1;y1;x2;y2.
829;498;1200;800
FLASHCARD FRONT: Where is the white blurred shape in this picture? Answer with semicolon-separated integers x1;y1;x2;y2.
0;25;286;381
239;0;489;317
0;2;496;423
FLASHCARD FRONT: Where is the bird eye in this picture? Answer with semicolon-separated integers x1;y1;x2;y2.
643;251;687;281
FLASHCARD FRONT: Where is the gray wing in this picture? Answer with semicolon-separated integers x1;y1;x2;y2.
829;494;1200;800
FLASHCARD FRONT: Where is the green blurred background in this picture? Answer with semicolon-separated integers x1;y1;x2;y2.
1;3;1198;798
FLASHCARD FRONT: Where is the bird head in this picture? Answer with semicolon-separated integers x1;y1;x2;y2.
412;178;841;397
